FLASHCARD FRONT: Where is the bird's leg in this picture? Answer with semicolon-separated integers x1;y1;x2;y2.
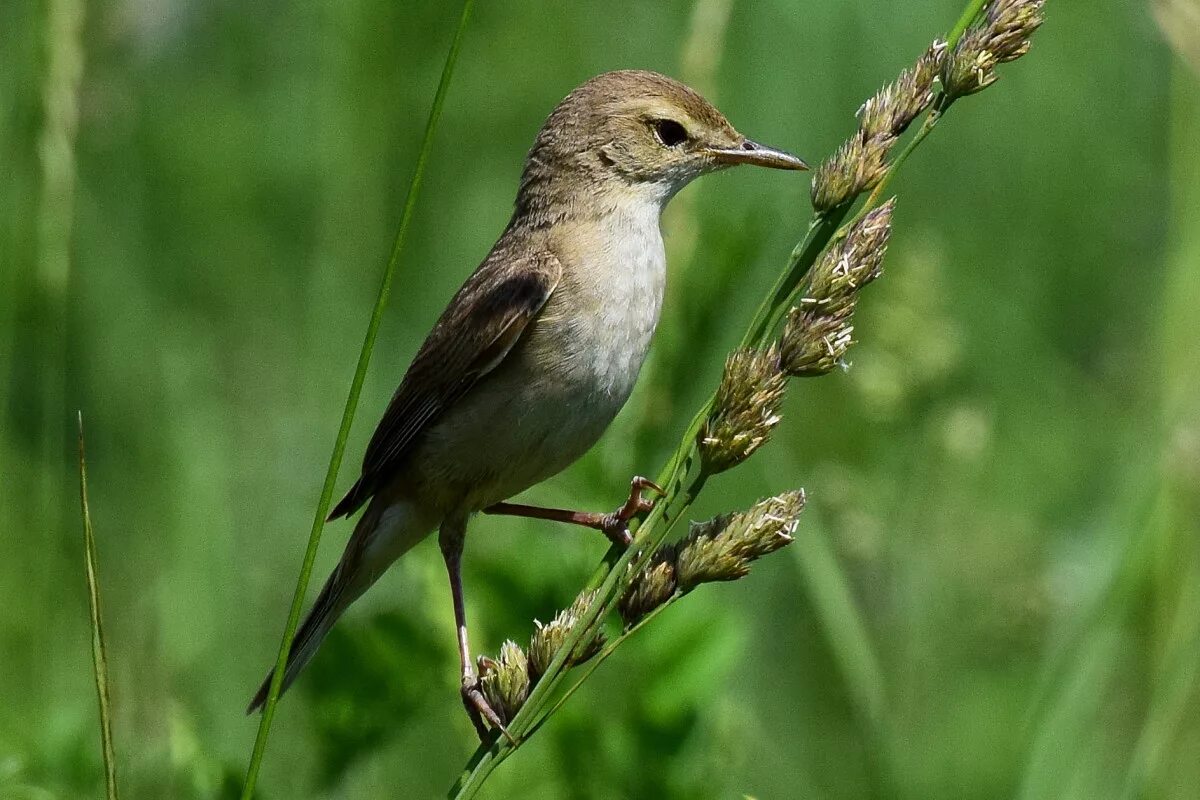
483;475;665;548
438;517;516;746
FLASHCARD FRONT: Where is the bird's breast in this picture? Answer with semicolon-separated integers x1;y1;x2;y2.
548;205;667;403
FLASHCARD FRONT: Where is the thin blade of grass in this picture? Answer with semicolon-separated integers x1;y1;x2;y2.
239;2;474;797
1118;64;1200;799
1022;63;1200;800
791;508;887;734
77;412;118;800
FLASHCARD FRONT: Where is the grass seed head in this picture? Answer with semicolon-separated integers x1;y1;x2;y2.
675;515;750;587
860;40;947;139
674;491;805;589
479;640;530;724
811;131;893;213
781;307;856;377
722;490;806;560
782;200;895;377
814;40;947;213
618;545;680;628
944;0;1046;98
700;345;788;474
528;589;606;680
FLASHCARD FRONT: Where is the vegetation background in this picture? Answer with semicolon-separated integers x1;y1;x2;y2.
3;0;1199;798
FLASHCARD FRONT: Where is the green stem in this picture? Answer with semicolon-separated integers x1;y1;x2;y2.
947;0;987;47
452;602;679;797
77;413;119;800
449;134;846;800
752;206;851;347
866;111;940;207
238;3;474;796
448;465;704;799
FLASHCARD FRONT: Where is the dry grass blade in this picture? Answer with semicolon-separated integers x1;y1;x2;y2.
77;412;119;800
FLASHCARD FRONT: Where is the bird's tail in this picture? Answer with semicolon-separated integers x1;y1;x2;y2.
246;560;354;714
247;499;434;714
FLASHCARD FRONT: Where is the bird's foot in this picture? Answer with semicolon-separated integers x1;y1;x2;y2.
461;673;517;746
596;475;665;548
482;475;665;548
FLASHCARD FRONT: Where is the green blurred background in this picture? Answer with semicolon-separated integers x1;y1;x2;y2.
4;0;1200;797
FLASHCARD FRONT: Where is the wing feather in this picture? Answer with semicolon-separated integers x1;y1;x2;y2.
327;249;561;520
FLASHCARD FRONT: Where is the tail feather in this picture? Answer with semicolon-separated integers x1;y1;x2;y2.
246;563;351;714
246;498;435;715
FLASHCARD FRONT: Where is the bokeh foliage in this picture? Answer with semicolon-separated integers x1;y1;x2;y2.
2;1;1198;798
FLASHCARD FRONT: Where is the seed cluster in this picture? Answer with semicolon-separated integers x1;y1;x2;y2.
477;492;806;723
528;589;606;680
476;590;606;724
811;41;944;212
859;42;946;140
943;0;1047;98
781;201;895;377
813;0;1045;212
478;641;529;726
619;491;807;626
699;345;788;474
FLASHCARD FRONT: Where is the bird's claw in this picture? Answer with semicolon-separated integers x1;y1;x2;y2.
461;676;517;746
601;476;666;548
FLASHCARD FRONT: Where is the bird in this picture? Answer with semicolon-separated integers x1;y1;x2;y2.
248;69;806;739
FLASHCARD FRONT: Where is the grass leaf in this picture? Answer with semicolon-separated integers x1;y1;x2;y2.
237;2;475;797
77;411;119;800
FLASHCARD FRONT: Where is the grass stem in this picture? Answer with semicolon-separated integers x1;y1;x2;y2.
238;3;474;796
948;0;988;47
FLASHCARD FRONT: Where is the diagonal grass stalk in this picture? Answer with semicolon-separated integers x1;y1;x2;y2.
792;508;887;733
447;3;1021;797
238;2;474;796
949;0;989;45
77;412;118;800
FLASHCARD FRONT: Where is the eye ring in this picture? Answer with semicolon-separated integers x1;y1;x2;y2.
650;118;689;148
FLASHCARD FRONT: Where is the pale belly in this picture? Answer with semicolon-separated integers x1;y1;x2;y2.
408;220;667;513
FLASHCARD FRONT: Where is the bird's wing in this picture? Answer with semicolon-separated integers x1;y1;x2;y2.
327;248;562;520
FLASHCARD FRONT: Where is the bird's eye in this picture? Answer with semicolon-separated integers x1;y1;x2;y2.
651;118;689;148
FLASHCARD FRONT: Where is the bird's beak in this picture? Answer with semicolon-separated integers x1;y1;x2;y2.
705;138;809;171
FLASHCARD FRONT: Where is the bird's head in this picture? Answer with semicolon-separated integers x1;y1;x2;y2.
518;70;807;214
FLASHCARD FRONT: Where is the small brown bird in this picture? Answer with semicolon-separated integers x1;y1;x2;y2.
249;70;806;737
